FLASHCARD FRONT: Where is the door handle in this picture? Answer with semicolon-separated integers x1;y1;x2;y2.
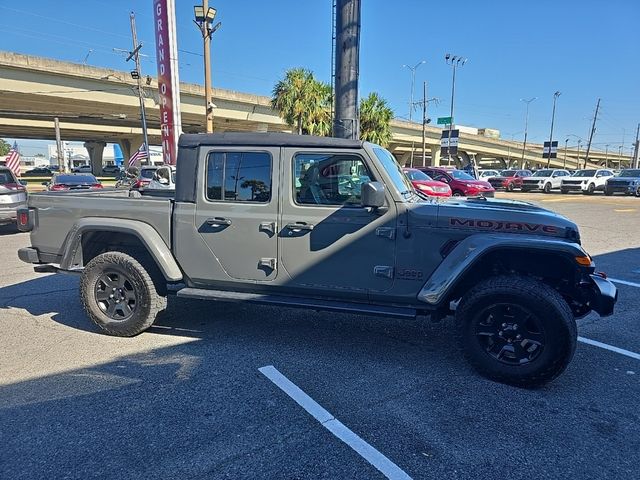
206;217;232;227
285;222;314;231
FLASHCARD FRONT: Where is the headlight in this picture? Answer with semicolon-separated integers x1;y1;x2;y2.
417;184;434;192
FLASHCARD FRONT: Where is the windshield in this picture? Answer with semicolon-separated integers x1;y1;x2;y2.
0;170;17;185
619;169;640;177
572;170;597;177
532;170;553;177
450;170;475;181
501;170;516;177
404;169;432;181
56;175;97;184
373;147;414;195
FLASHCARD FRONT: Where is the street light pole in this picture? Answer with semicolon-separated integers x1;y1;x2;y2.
545;91;561;168
128;12;150;164
604;144;609;169
563;138;569;169
402;60;425;167
445;54;466;166
194;2;221;133
576;140;582;169
520;97;537;163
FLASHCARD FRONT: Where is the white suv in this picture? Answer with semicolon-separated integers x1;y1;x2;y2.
521;169;571;193
561;169;614;194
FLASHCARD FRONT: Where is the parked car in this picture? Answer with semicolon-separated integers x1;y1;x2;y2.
402;168;451;197
521;169;571;193
419;167;495;197
45;173;103;191
22;167;54;177
560;169;614;194
147;165;176;190
72;165;93;174
102;165;123;176
17;132;617;387
0;167;27;225
132;166;160;190
487;169;532;191
604;168;640;196
477;169;500;179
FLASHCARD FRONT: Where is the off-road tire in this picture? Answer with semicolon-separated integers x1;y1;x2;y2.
543;182;552;193
80;251;167;337
455;275;577;388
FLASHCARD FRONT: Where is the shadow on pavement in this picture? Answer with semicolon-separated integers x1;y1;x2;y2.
0;223;19;236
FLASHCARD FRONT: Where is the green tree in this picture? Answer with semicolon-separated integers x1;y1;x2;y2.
0;139;10;156
272;68;332;136
359;92;393;147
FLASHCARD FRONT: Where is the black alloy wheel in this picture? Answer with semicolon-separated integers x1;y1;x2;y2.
94;269;138;320
473;303;545;366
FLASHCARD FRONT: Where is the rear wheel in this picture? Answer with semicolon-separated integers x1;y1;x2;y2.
543;182;552;193
455;275;577;387
80;251;167;337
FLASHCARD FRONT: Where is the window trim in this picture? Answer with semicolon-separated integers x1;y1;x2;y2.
203;149;274;205
291;151;375;208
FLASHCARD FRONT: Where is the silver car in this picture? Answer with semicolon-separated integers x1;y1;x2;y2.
0;167;27;225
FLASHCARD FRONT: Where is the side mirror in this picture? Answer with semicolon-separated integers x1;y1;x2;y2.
19;180;28;186
361;181;385;209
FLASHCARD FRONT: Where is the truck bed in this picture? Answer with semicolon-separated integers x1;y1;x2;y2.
27;188;174;259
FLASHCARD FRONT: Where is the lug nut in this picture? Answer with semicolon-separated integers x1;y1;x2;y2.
502;323;507;328
516;334;522;340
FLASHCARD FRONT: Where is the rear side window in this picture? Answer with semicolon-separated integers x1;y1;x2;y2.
206;151;272;203
0;171;16;184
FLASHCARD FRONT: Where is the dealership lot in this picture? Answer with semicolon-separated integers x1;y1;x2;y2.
1;192;638;480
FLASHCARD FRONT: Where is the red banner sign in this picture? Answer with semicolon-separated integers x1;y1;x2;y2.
153;0;181;165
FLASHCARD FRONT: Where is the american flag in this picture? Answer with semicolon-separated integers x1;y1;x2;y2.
128;143;149;167
5;142;21;177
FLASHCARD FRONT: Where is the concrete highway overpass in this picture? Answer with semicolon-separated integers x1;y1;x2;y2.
0;51;631;170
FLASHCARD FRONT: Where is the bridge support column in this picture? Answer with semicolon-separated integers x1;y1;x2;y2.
118;136;145;168
430;145;441;167
84;141;106;175
399;152;412;167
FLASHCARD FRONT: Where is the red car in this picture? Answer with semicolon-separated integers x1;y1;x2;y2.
487;169;532;191
402;168;451;197
419;167;495;197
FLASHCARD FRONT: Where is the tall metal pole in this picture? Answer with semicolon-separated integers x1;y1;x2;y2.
422;81;427;166
545;91;561;168
563;138;569;169
333;0;361;139
520;97;536;162
633;123;640;169
203;0;214;133
604;144;609;169
54;117;65;172
576;140;582;170
445;55;466;166
583;97;600;169
129;12;150;162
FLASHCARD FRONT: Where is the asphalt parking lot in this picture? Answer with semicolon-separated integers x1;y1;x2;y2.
1;191;638;480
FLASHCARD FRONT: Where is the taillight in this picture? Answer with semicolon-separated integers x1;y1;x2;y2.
91;183;103;189
133;180;148;189
17;208;33;232
51;184;69;191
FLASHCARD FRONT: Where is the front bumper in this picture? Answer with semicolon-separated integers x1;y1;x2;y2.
607;185;636;194
562;183;587;191
586;274;617;317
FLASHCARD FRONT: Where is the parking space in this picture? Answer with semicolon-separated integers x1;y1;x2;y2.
1;192;639;479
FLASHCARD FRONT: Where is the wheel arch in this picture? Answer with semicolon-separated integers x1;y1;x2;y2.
60;218;182;282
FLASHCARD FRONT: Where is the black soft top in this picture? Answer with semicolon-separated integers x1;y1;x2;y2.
179;132;363;149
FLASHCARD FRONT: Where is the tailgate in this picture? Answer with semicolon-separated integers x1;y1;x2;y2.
28;190;173;258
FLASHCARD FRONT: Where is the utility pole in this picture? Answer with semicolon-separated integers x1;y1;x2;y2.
333;0;361;139
520;97;537;162
545;91;561;168
128;12;150;163
402;60;425;166
563;138;569;169
422;81;427;166
583;98;600;169
576;140;582;169
445;54;467;166
54;117;65;172
194;2;221;133
633;123;640;169
604;144;609;169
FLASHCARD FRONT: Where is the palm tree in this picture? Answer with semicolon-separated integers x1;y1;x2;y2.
272;68;331;136
359;92;393;147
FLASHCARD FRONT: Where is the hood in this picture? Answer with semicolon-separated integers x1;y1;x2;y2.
610;176;640;181
411;179;448;188
408;197;579;241
459;179;493;188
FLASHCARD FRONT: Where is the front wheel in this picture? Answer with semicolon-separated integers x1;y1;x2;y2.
604;188;613;196
452;190;464;197
560;188;569;194
506;182;514;192
455;275;577;387
543;182;552;193
80;252;167;336
585;183;596;195
636;186;640;197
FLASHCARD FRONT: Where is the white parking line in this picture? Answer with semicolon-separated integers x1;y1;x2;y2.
578;337;640;361
609;277;640;288
259;365;412;480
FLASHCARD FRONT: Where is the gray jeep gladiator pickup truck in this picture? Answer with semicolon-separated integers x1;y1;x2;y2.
17;133;617;386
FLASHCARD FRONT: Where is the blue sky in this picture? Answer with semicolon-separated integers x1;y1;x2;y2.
1;0;639;155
